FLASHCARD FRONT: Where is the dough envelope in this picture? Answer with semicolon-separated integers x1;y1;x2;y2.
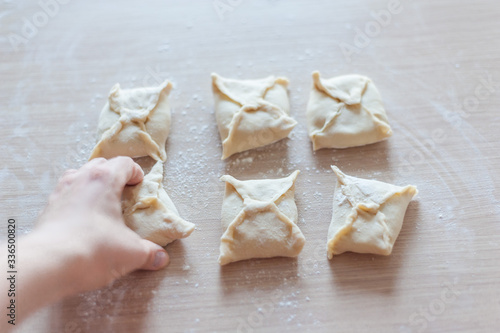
327;166;417;258
211;73;297;159
219;171;305;265
307;72;392;150
122;161;195;246
90;80;172;161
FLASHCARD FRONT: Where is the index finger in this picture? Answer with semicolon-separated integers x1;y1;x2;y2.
107;156;144;189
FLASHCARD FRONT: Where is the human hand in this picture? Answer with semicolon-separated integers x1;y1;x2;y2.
34;157;170;294
0;157;171;330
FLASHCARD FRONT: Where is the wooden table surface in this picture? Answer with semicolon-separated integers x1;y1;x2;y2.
1;0;499;332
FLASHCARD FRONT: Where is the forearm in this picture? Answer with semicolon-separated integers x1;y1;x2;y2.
1;231;83;331
0;158;168;330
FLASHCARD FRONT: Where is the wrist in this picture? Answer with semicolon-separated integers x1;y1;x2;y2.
20;228;90;304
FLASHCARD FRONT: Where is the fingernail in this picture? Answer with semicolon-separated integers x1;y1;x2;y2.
153;251;169;268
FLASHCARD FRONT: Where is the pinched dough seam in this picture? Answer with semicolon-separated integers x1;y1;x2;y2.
90;82;170;161
326;201;392;257
220;171;300;247
312;71;368;106
327;182;416;256
212;75;296;157
124;194;194;241
123;173;177;220
212;74;288;106
310;79;392;142
220;199;298;245
124;196;161;216
90;115;165;161
222;100;296;153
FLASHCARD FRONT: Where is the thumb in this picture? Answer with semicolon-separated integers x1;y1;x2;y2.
139;240;170;270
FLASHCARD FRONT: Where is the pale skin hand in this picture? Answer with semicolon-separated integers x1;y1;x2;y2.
1;157;169;331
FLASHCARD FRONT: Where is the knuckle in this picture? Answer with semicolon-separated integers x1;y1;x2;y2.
63;169;77;176
88;166;112;181
59;175;72;186
92;157;107;164
56;170;77;189
60;169;77;183
115;156;134;168
48;192;59;204
115;156;132;163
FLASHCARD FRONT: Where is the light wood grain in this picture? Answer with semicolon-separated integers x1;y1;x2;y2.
1;0;499;332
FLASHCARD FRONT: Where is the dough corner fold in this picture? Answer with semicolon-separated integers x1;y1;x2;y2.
211;73;296;159
122;161;195;247
218;170;305;265
306;71;392;151
89;80;173;162
327;165;417;259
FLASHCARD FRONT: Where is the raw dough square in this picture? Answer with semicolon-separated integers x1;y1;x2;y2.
219;171;305;265
122;161;195;247
307;72;392;150
327;166;417;258
211;73;297;159
90;81;173;161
